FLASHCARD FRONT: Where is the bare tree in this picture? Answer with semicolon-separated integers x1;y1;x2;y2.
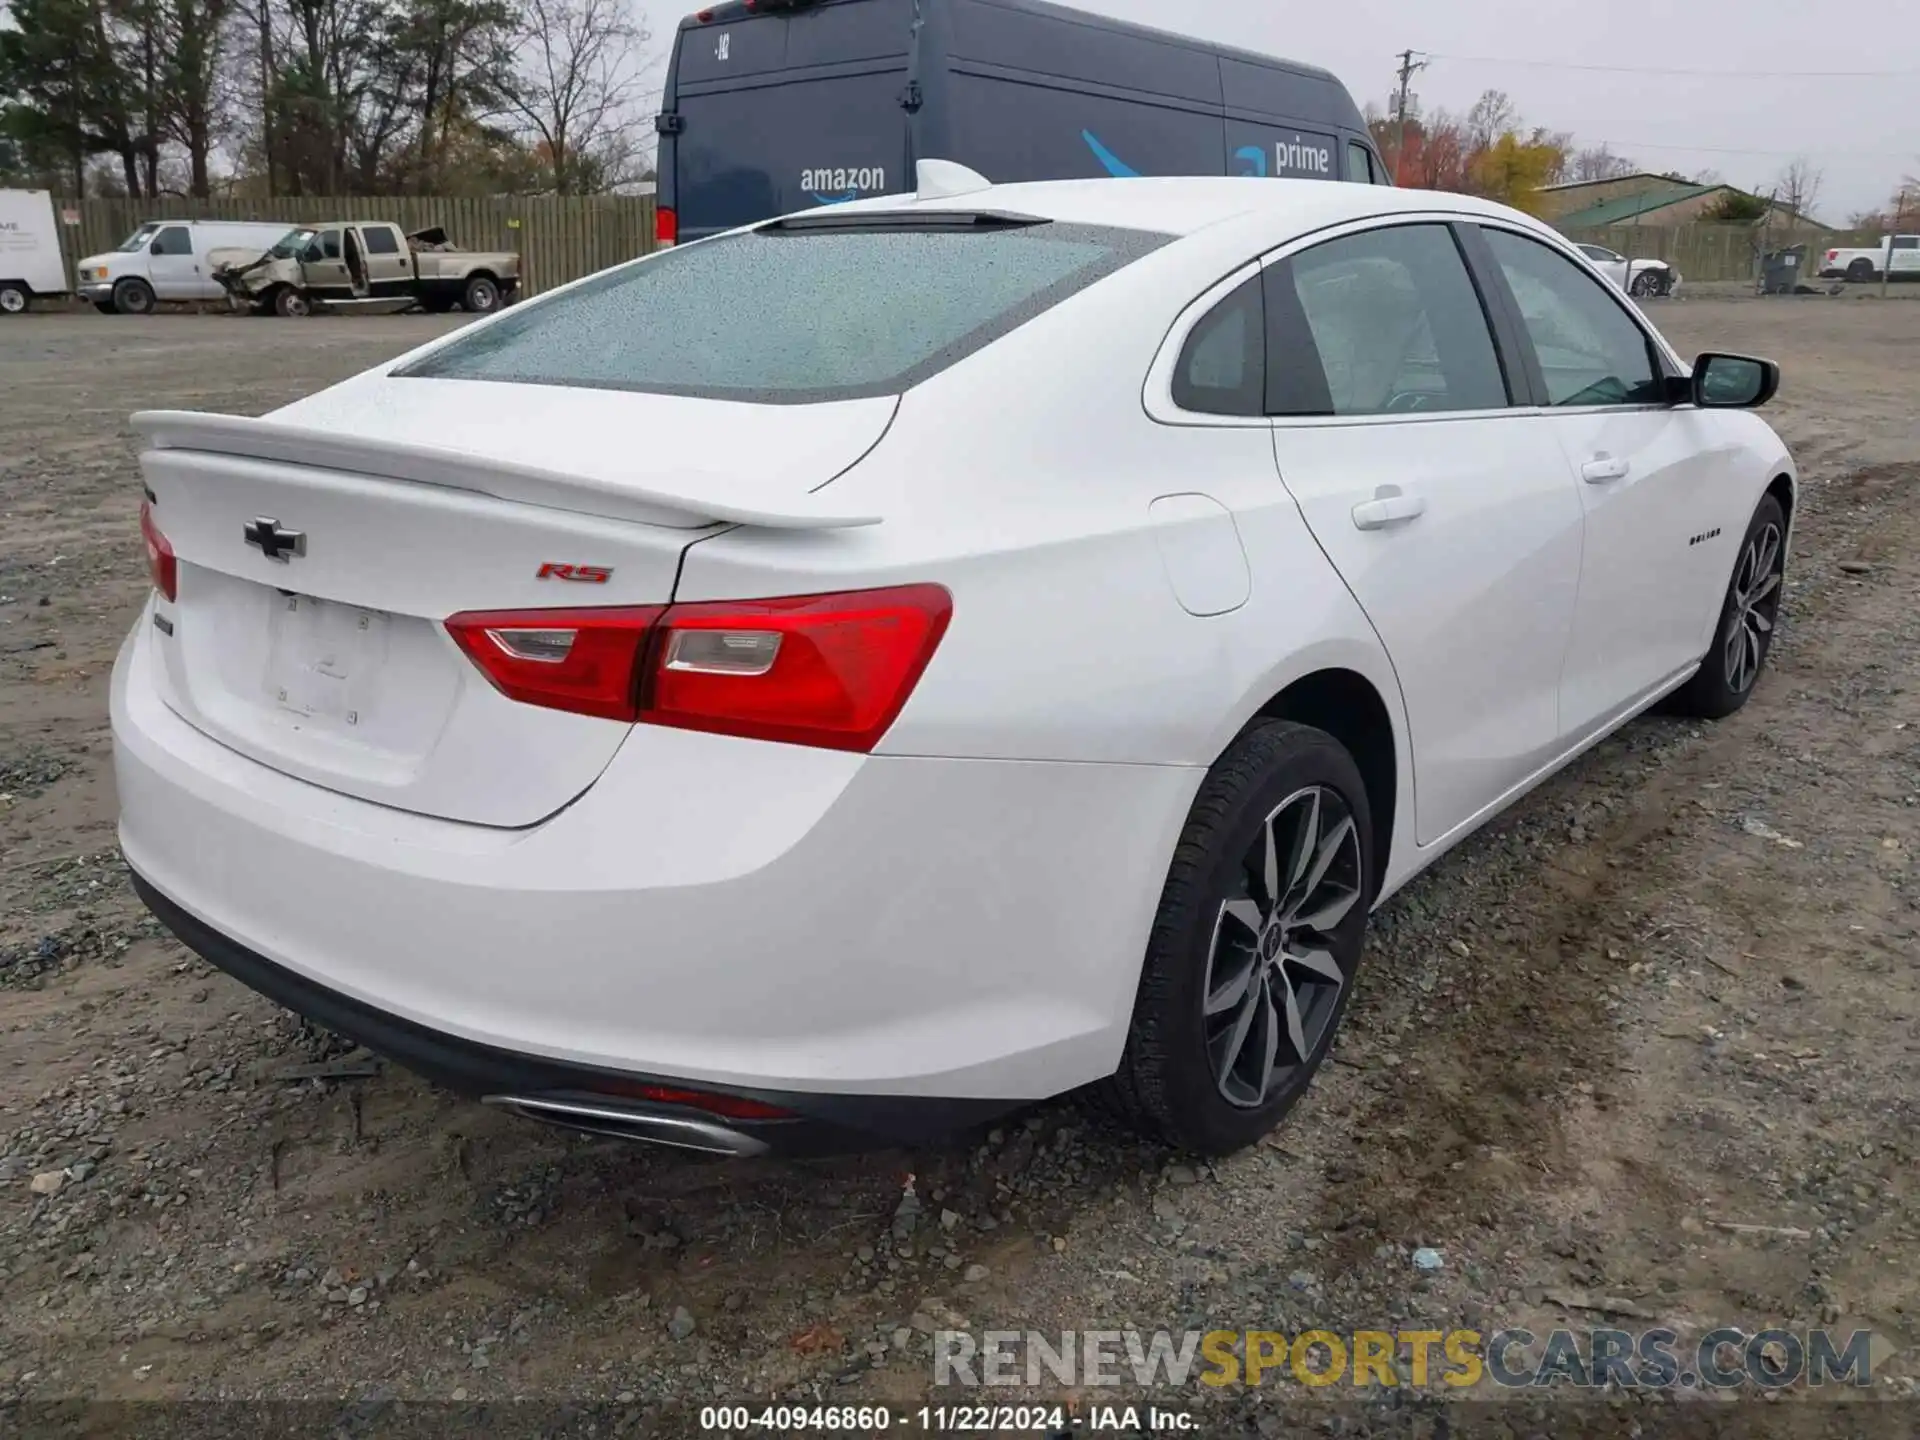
1565;144;1637;183
1773;157;1823;224
1892;176;1920;229
159;0;232;196
502;0;652;193
1464;89;1516;153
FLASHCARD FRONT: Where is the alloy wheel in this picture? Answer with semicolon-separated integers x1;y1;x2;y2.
1202;785;1362;1109
1724;521;1783;695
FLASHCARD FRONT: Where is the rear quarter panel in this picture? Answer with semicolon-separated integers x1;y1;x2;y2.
670;237;1405;776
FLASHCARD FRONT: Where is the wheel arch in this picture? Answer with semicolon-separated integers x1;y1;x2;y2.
1765;470;1796;542
1239;662;1407;901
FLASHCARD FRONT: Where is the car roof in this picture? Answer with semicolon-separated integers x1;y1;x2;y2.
826;175;1552;242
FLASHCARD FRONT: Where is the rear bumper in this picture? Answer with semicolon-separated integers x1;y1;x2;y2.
131;873;1008;1153
112;611;1197;1116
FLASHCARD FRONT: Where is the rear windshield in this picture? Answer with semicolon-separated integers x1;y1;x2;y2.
396;219;1170;404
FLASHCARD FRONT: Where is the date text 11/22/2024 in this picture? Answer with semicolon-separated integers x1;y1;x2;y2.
698;1405;1194;1432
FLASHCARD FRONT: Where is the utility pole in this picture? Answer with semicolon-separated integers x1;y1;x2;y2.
1391;50;1427;185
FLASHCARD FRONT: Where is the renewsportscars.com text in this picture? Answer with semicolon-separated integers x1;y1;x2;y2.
933;1327;1875;1391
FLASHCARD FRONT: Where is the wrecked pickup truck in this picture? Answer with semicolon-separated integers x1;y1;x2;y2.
210;222;520;317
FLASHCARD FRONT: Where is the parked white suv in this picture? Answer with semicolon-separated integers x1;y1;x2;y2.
113;169;1794;1156
76;220;294;314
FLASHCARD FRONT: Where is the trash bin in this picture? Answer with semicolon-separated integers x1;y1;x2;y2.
1760;245;1808;295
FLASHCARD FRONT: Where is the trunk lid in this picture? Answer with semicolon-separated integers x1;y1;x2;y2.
135;378;893;828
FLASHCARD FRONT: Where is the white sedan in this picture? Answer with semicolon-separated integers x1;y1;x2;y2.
1576;241;1680;298
113;165;1793;1157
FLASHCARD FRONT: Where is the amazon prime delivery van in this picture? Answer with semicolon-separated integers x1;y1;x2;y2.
654;0;1388;243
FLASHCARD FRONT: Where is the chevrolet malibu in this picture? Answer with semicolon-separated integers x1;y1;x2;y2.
113;165;1793;1157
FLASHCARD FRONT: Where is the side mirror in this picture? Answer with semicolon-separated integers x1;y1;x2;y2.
1692;352;1779;409
301;245;323;264
149;239;165;255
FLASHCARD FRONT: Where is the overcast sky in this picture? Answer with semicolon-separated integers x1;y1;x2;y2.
1055;0;1918;221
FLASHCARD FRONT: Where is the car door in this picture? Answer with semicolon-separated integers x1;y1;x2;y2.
1891;235;1920;277
1471;224;1731;738
302;228;353;300
1263;220;1588;846
146;225;200;299
356;224;415;298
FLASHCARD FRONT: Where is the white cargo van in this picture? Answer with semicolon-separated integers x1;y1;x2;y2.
75;219;294;314
0;190;68;314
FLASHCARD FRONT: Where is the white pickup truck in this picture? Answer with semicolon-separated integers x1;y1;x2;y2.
1819;234;1920;282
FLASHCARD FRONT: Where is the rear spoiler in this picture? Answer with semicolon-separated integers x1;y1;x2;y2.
130;410;882;531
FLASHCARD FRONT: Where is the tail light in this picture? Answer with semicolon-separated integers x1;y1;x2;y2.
445;606;665;722
656;206;678;247
140;500;177;601
649;585;951;751
445;584;952;752
1826;249;1839;261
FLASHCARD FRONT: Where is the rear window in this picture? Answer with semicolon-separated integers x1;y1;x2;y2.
396;219;1169;403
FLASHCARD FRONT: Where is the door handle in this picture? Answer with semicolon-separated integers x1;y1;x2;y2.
1351;489;1427;531
1582;455;1631;483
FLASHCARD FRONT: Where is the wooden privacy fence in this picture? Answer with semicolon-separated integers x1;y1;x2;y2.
60;195;658;297
50;198;1887;293
1558;221;1885;285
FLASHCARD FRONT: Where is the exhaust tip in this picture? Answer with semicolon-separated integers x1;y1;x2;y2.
483;1093;771;1156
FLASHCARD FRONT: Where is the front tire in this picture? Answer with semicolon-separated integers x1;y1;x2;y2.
272;286;311;318
112;277;156;316
1629;270;1665;298
1670;494;1787;719
1097;720;1374;1155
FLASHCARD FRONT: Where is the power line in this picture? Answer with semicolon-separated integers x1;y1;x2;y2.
1425;51;1919;79
1586;137;1919;160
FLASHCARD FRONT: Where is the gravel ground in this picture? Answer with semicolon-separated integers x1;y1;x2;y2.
1;302;1916;1437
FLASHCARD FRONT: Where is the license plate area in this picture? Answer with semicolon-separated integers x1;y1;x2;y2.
264;592;392;728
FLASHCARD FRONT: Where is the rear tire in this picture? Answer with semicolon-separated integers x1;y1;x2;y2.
462;275;500;313
1669;494;1787;720
1846;258;1877;283
0;282;28;314
112;277;156;316
1096;720;1375;1155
